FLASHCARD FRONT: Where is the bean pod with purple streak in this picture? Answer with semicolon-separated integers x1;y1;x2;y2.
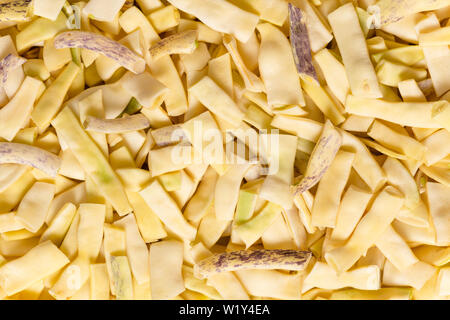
149;30;198;61
0;142;61;177
194;249;312;279
288;3;318;84
0;0;32;22
0;53;26;87
54;31;145;74
291;120;343;196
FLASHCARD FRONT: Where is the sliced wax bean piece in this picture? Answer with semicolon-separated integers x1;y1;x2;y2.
0;241;69;296
331;185;372;242
426;182;450;246
292;121;342;195
259;134;298;209
116;168;152;192
169;169;196;209
59;211;80;260
139;179;196;241
383;260;436;290
43;39;71;73
261;213;297;250
110;255;133;300
0;212;25;233
197;203;230;248
33;0;65;21
49;255;90;300
232;0;288;26
289;4;318;83
40;203;76;245
190;76;244;125
413;245;450;267
314;48;349;105
182;266;222;300
46;182;86;224
375;226;419;271
0;76;42;141
23;59;50;81
235;202;282;249
214;164;251;221
125;190;167;243
167;0;258;43
361;138;408;161
0;142;61;177
368;121;426;161
120;71;168;108
149;30;197;61
328;3;382;99
0;0;32;22
340;115;374;133
393;217;437;247
52;108;131;215
311;151;355;228
376;59;427;87
90;264;109;300
236;269;302;300
114;214;149;285
300;77;346;125
207;53;234;98
148;144;192;176
375;0;450;26
158;171;182;192
432;100;450;132
31;62;80;132
103;224;126;295
293;191;315;234
372;46;424;66
178;19;222;45
84;114;150;134
422;129;450;166
223;34;264;93
329;287;412;300
346;95;445;128
147;5;180;34
15;12;67;53
54;31;145;75
437;267;450;296
303;262;380;292
194;249;312;279
83;0;125;22
0;54;25;87
382;158;428;227
0;164;28;194
419;26;450;46
77;204;105;261
184;166;218;224
207;272;249;300
257;23;305;107
150;240;184;300
16;182;54;233
271;115;323;142
325;186;404;273
0;169;35;214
